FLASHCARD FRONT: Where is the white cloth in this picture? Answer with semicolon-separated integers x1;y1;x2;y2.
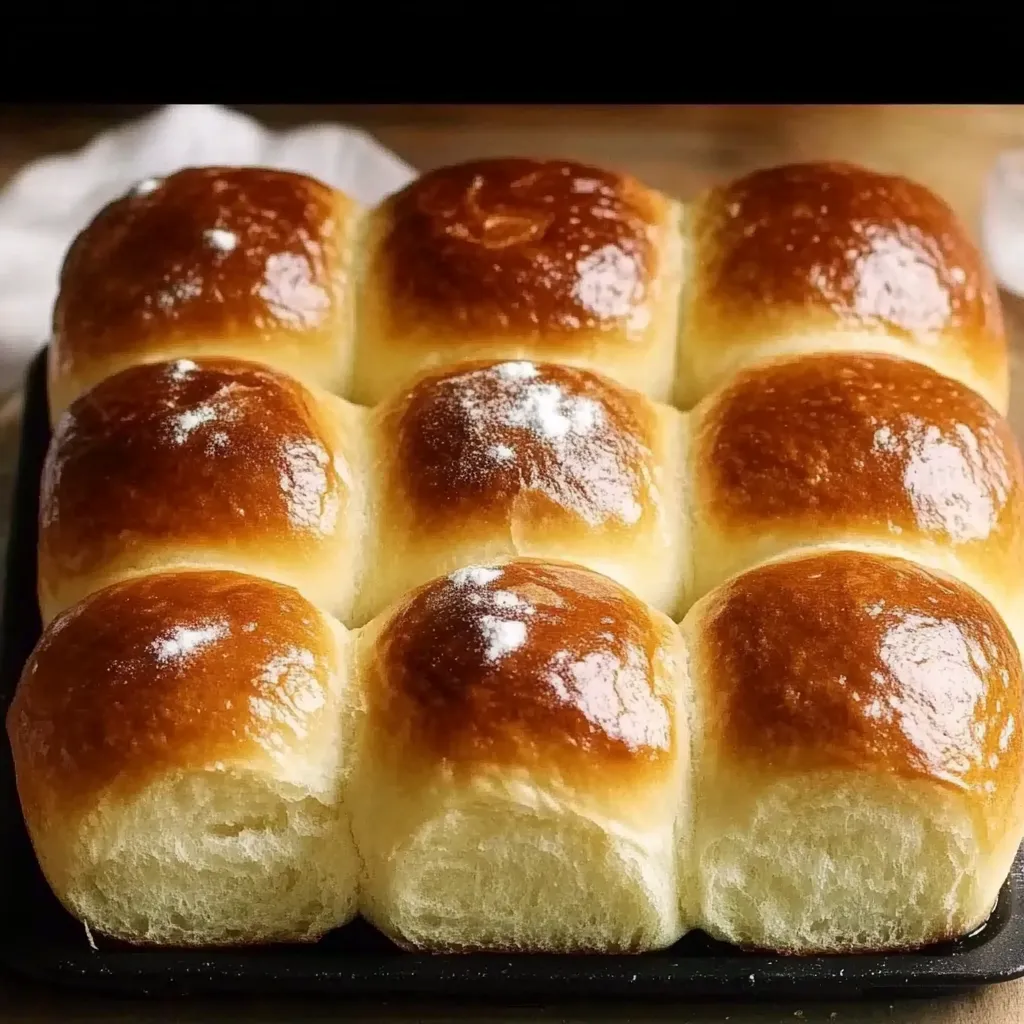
0;104;416;392
982;148;1024;300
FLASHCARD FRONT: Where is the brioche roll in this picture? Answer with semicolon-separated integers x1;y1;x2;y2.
358;359;689;624
689;353;1024;635
49;167;360;421
353;158;684;405
685;549;1024;953
6;571;358;946
678;162;1008;411
38;358;367;625
351;559;688;953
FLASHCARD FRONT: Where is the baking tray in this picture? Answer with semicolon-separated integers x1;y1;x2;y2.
1;349;1023;1002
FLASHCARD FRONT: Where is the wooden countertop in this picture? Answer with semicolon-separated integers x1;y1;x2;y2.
1;104;1023;1024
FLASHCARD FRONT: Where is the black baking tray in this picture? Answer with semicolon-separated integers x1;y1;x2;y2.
1;349;1024;1002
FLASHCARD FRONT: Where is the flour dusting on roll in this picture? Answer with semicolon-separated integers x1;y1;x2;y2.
49;166;361;420
351;558;689;953
361;359;688;623
39;357;368;625
7;571;358;946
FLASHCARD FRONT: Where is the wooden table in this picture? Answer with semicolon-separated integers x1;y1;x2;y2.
1;104;1023;1024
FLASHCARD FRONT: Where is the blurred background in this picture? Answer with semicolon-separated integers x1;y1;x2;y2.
4;104;1023;220
2;103;1024;402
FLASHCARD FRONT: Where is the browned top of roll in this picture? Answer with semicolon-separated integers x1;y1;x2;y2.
39;358;349;574
363;559;678;783
689;161;1005;367
52;166;356;372
694;352;1024;554
363;157;671;342
7;571;338;810
377;359;660;533
697;550;1023;798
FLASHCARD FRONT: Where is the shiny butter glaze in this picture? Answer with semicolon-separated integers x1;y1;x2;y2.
690;161;1005;356
40;358;348;571
365;158;667;341
52;167;355;374
365;560;677;778
698;550;1023;794
696;353;1024;549
379;359;659;532
7;571;336;805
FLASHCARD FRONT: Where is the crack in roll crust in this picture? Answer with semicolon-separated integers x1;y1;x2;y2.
370;158;664;336
8;571;339;815
364;560;677;783
697;550;1022;793
381;359;658;529
38;358;356;620
50;166;358;415
681;162;1007;409
690;353;1024;605
354;158;682;403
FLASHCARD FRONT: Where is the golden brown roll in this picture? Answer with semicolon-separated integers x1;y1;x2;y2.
49;167;360;421
678;162;1008;411
685;549;1024;953
20;152;1024;956
688;353;1024;634
353;158;684;405
38;358;368;624
6;570;359;946
358;358;689;624
350;558;688;953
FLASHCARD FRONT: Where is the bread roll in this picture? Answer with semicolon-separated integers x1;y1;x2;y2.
13;152;1024;956
678;162;1008;411
38;357;368;625
350;558;688;952
359;358;689;623
6;570;358;946
353;158;684;405
49;167;360;421
688;352;1024;634
685;549;1024;953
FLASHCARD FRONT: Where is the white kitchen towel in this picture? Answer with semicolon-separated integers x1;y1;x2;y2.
0;104;417;392
982;148;1024;300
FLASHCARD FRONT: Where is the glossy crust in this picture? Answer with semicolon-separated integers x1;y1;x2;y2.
8;570;340;818
354;158;683;403
361;560;678;790
38;358;360;621
695;550;1022;805
379;360;658;529
49;167;359;417
689;353;1024;605
680;162;1008;410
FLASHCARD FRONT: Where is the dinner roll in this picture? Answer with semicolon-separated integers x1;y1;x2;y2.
49;166;360;421
353;158;684;405
358;359;689;624
38;357;368;625
678;162;1008;411
688;353;1024;634
351;559;688;952
685;549;1024;954
6;570;357;946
